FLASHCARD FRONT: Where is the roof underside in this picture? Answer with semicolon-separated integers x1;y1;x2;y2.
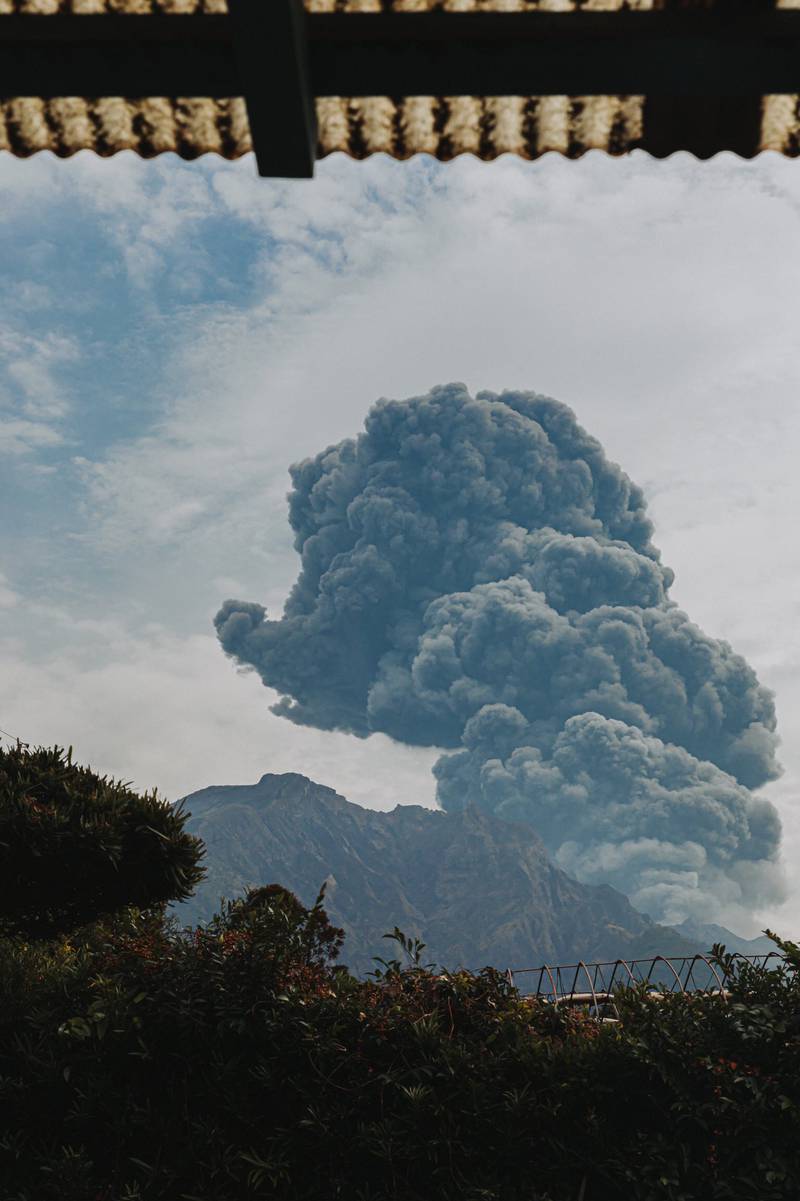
1;0;799;167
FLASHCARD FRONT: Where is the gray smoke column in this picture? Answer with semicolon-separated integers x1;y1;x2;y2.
215;384;785;925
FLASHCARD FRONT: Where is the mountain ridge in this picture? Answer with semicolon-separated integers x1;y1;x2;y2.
673;917;777;957
173;772;709;974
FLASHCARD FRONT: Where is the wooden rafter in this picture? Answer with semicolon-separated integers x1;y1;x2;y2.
2;3;800;175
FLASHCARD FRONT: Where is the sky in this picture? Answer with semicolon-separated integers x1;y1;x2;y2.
1;144;798;937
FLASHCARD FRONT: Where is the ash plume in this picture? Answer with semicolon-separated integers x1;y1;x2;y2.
215;384;785;925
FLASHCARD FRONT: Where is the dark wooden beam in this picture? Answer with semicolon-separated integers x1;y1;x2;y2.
643;94;764;159
0;14;237;97
228;0;315;178
307;10;800;98
2;8;800;174
3;10;800;98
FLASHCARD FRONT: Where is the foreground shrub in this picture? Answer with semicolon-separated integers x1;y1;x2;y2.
0;743;204;939
2;888;800;1201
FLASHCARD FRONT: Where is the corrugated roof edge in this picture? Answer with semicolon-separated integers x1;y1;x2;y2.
1;94;798;163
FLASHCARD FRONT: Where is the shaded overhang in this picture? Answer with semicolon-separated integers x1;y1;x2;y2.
1;0;799;178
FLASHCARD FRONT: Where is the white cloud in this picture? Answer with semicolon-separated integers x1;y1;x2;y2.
7;356;70;421
0;416;64;456
0;572;19;609
0;326;79;456
0;620;437;810
13;281;54;313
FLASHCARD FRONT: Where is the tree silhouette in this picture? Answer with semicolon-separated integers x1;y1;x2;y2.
0;742;205;940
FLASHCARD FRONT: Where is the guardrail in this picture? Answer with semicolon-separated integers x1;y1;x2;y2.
506;952;785;1020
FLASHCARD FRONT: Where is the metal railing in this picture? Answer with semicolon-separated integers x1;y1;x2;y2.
506;952;784;1020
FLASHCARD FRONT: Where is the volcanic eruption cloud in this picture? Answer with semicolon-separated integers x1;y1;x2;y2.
215;385;785;926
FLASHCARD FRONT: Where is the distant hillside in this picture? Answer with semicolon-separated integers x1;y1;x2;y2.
673;917;778;957
172;772;703;975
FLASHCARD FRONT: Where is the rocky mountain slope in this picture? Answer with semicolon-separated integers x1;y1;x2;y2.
673;917;777;957
172;773;703;975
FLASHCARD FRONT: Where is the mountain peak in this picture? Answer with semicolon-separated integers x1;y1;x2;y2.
256;771;313;787
673;918;776;956
175;773;703;973
256;771;336;790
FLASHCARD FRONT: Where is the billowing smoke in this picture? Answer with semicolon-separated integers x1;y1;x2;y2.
215;384;785;924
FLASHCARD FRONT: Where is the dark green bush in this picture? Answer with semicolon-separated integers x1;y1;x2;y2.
2;895;799;1201
0;744;204;939
2;745;799;1200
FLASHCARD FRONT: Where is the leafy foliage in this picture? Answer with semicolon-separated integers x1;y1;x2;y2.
223;882;345;969
2;890;800;1199
2;745;799;1199
0;743;205;939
